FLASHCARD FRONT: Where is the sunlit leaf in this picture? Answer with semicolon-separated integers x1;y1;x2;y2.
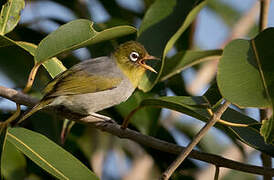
217;28;274;108
18;41;67;78
0;0;25;35
7;127;99;180
35;19;136;63
138;0;207;92
161;49;222;81
217;28;274;143
0;36;66;79
260;117;274;144
1;136;26;179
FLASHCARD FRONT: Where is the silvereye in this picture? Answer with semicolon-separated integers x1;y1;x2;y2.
18;41;158;123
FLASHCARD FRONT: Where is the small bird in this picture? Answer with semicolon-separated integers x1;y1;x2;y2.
18;41;158;124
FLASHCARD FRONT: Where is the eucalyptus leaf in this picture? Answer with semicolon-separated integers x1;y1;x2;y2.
140;96;211;122
115;90;161;135
218;41;265;106
161;49;222;81
0;36;66;79
203;82;223;107
6;127;99;180
0;35;15;47
15;41;67;78
260;117;274;145
221;108;274;156
0;0;25;35
138;0;207;92
35;19;136;62
217;28;274;143
1;138;26;179
217;28;274;108
139;96;274;156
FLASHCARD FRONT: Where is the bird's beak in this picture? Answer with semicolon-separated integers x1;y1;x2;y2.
138;54;160;73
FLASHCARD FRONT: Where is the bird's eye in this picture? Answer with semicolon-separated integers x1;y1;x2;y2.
129;51;139;62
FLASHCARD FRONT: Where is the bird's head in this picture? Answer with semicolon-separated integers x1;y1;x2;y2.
113;41;159;87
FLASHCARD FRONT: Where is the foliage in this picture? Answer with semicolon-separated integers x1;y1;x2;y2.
0;0;273;179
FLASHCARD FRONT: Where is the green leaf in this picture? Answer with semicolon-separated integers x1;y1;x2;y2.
161;49;222;81
217;39;269;107
221;108;274;156
203;82;223;107
115;90;161;135
166;74;188;96
16;41;67;78
35;19;137;62
0;35;15;47
260;117;274;144
139;96;274;156
140;96;211;122
252;28;274;143
217;28;274;143
1;137;26;180
0;36;66;79
0;0;25;35
6;127;99;180
138;0;207;92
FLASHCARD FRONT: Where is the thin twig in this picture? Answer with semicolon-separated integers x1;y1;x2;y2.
214;166;220;180
259;0;270;31
0;86;273;177
160;101;231;180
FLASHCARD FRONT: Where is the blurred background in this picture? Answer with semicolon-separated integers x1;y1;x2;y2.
0;0;274;179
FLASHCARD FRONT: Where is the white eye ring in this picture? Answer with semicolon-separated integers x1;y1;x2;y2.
129;51;139;62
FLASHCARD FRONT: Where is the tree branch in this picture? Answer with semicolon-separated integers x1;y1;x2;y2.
0;86;38;107
0;86;273;177
161;101;231;180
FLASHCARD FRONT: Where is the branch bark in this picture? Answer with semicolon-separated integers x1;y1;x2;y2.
0;86;38;107
0;86;273;177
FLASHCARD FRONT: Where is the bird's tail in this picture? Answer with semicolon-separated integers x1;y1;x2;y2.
17;99;51;124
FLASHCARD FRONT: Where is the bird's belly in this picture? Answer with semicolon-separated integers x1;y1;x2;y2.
49;80;135;115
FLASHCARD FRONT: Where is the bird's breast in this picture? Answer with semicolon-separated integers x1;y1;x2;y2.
49;77;135;115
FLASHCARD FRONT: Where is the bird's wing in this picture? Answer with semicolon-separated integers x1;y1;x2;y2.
43;57;123;98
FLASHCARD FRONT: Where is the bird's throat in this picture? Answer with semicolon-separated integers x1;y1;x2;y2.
115;59;145;88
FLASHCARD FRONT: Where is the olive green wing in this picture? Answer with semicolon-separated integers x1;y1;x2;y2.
43;69;122;98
